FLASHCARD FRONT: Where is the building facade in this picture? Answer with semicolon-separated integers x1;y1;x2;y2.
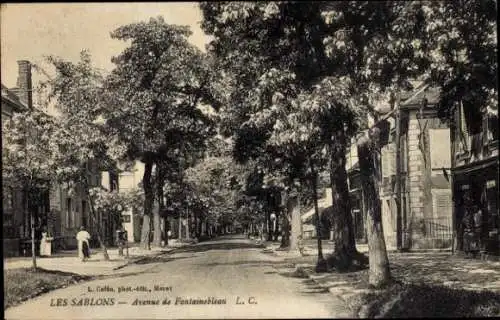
48;163;102;250
450;99;499;256
2;60;102;255
346;84;454;250
2;61;37;256
102;161;145;244
382;86;453;249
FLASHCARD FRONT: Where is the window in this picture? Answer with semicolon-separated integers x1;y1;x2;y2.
429;129;451;169
3;186;14;210
3;187;14;228
110;172;119;191
382;143;396;177
458;101;469;152
486;110;498;142
486;180;498;230
432;190;452;223
463;100;483;135
401;135;408;173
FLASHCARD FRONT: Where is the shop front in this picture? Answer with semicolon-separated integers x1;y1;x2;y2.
452;157;499;256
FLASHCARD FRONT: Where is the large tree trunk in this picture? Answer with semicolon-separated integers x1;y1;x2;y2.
25;189;37;270
289;191;302;252
273;211;279;241
357;131;391;288
311;164;327;273
86;193;110;261
153;164;165;247
280;210;291;248
327;131;368;271
196;216;202;239
167;217;171;246
152;203;161;247
141;159;154;249
185;206;191;240
81;177;110;261
31;210;37;269
178;214;182;240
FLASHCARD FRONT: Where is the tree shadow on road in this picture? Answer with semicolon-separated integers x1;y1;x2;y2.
198;260;288;268
286;278;330;295
94;270;160;280
131;255;193;265
169;242;266;254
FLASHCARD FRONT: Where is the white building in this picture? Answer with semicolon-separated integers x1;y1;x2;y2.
101;161;145;243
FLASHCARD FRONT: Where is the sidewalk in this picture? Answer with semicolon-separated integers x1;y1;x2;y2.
259;239;500;316
4;240;188;276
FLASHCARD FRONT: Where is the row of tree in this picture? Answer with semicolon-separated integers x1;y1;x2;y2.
3;2;496;287
2;18;220;266
198;0;497;287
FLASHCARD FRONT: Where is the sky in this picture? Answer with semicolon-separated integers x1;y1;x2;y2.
0;3;211;88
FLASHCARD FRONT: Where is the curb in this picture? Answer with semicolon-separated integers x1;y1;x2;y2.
264;245;358;316
299;266;361;318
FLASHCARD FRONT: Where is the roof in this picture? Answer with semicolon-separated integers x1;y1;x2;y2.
400;85;440;108
431;174;451;189
301;191;331;223
1;83;28;112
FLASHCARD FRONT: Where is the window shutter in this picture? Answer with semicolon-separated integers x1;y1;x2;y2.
433;192;452;223
388;143;396;176
460;101;469;149
382;146;389;177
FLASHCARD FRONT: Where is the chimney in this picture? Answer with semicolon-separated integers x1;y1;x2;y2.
16;60;33;108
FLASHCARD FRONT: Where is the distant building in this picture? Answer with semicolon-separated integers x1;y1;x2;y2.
301;188;332;240
346;145;367;244
48;162;102;250
102;161;145;244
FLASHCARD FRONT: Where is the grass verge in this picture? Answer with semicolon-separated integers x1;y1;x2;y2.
4;268;92;310
351;282;500;318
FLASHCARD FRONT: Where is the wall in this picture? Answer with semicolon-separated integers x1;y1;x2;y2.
406;108;452;248
49;184;90;249
2;71;31;256
117;161;145;242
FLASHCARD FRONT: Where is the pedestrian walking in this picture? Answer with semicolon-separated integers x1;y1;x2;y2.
76;226;91;262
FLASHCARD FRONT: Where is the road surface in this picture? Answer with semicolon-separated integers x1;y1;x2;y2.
5;235;350;319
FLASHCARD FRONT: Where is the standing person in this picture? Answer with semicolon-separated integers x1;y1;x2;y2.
76;226;91;262
39;227;53;257
473;205;483;254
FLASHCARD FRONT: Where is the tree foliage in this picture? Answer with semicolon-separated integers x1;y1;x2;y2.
102;17;216;163
2;110;57;191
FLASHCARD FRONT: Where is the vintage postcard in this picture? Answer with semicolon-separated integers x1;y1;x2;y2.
2;2;499;319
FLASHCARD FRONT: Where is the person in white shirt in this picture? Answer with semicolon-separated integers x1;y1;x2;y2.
76;226;91;261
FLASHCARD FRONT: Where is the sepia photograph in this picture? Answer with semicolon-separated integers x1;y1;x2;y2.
1;1;499;319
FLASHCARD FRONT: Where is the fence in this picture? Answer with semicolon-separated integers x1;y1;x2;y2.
421;217;453;248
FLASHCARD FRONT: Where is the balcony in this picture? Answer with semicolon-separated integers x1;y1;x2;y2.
454;131;498;167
